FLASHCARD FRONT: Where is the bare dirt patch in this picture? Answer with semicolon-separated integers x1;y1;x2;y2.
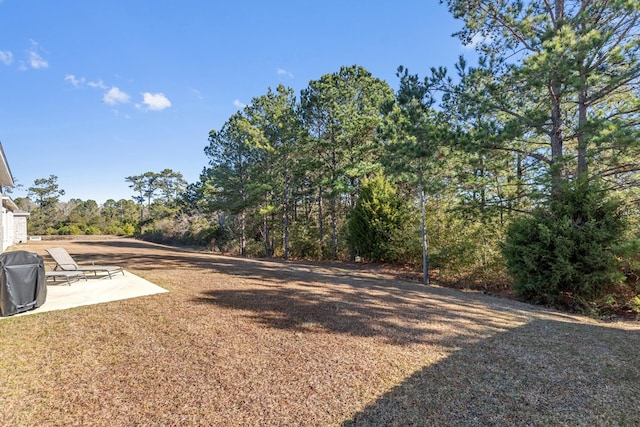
1;238;639;426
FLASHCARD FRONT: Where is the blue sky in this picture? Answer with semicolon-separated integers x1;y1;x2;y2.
0;0;473;204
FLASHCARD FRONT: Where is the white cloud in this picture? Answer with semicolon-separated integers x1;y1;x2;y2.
65;75;108;91
66;75;170;113
88;79;107;89
103;87;131;105
277;68;294;78
26;40;48;69
233;99;246;108
139;92;171;111
0;50;13;65
64;74;85;87
3;40;49;70
28;50;48;69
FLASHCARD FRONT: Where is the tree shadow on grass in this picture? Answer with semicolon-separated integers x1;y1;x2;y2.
77;238;545;347
344;318;640;426
193;282;539;347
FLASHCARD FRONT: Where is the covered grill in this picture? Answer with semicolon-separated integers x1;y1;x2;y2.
0;250;46;316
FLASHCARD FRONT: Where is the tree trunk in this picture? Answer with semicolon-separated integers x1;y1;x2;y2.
330;198;338;260
263;213;270;257
577;15;588;179
240;211;246;257
549;0;566;196
549;81;564;197
419;171;429;285
555;0;564;20
577;87;588;178
283;177;290;260
318;184;324;257
516;151;523;201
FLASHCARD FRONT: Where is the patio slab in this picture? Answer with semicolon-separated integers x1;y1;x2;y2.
1;270;168;318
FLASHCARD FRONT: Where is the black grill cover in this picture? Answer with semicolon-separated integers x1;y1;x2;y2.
0;251;46;316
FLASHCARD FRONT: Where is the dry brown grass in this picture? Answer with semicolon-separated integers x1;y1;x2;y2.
1;238;639;426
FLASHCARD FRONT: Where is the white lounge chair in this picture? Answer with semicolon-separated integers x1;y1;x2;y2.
45;270;87;285
46;247;124;279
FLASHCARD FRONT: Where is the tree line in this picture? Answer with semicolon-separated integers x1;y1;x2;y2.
15;1;640;315
16;170;186;237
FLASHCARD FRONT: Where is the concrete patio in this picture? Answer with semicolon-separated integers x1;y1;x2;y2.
1;270;168;318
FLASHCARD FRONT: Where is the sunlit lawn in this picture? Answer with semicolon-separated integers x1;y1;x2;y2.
1;238;639;426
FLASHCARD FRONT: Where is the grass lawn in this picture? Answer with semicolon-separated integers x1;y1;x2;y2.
1;238;639;426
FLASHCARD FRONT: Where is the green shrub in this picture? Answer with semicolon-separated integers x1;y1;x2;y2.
290;221;322;259
502;179;627;306
57;224;83;235
104;225;120;235
346;174;409;263
246;239;267;257
192;226;219;247
84;225;101;235
121;223;136;236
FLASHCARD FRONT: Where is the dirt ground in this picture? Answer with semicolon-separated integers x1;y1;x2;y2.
1;237;639;426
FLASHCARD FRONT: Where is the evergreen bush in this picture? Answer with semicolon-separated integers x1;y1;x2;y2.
502;179;627;306
347;174;408;263
57;224;83;235
291;221;322;259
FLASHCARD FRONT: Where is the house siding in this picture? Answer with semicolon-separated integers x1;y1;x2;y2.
0;200;29;252
14;213;28;244
1;206;11;251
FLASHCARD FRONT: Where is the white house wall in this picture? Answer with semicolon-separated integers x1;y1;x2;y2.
0;202;28;252
0;206;10;252
13;214;28;245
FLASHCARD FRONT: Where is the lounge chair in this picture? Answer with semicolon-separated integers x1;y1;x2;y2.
46;247;125;279
45;270;87;285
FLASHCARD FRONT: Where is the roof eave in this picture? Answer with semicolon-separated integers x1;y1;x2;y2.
2;196;19;211
0;142;15;187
